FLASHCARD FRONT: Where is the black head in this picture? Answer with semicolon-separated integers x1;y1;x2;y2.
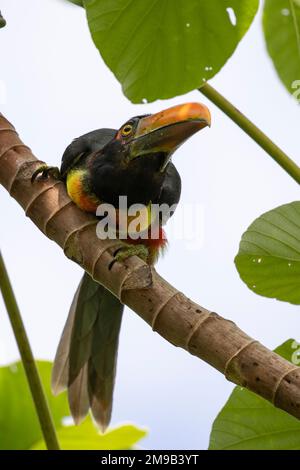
90;103;211;206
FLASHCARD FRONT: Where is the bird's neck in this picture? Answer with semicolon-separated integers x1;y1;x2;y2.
90;153;165;207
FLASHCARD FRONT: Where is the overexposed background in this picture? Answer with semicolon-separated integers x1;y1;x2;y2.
0;0;299;449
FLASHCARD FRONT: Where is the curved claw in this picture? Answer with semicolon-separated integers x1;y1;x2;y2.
109;244;149;270
31;165;61;184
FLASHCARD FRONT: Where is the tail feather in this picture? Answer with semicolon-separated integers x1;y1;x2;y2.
51;279;82;395
52;272;124;430
88;362;115;432
68;363;89;425
87;290;123;430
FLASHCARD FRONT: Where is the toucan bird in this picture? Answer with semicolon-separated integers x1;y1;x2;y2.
32;102;211;431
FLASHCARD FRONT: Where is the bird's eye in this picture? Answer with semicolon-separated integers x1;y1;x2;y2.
121;124;133;136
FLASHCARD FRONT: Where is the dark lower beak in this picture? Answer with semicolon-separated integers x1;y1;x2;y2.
129;102;211;170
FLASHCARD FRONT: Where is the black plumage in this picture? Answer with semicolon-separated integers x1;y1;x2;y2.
49;103;210;430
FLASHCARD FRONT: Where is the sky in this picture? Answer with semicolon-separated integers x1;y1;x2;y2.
0;0;299;450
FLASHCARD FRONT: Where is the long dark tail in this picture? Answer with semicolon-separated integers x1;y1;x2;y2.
51;273;123;431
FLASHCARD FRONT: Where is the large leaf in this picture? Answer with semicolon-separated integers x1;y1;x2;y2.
66;0;84;6
274;338;300;362
0;361;69;450
235;201;300;304
32;420;147;450
209;339;300;450
83;0;259;103
0;11;6;28
263;0;300;97
0;360;147;450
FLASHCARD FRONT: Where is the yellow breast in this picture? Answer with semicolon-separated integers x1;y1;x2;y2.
66;170;154;235
66;169;100;213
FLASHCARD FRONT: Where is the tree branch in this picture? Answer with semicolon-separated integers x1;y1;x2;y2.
0;113;299;421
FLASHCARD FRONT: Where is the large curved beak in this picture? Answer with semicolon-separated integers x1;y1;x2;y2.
129;102;211;170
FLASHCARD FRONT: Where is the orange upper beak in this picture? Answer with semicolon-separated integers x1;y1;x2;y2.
129;102;211;170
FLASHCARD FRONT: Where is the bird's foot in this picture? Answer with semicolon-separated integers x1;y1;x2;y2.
31;165;61;183
109;243;149;269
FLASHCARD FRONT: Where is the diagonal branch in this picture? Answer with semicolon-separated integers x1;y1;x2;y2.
0;113;299;421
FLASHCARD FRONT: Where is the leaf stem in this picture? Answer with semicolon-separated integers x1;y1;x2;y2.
199;83;300;185
0;251;60;450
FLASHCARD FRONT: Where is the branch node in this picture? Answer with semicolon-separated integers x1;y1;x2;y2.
91;240;124;280
44;200;74;235
0;144;32;194
63;220;98;262
10;160;44;198
184;312;212;351
224;339;258;381
0;144;30;166
151;291;179;332
120;263;153;297
272;366;300;405
0;128;17;133
25;182;64;222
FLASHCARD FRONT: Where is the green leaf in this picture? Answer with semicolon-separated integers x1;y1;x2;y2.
0;359;147;450
263;0;300;98
0;11;6;28
83;0;259;103
0;361;69;450
274;338;300;363
32;420;147;450
209;339;300;450
67;0;84;6
235;201;300;304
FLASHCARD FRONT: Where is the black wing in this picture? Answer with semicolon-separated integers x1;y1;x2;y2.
60;128;117;178
158;162;181;225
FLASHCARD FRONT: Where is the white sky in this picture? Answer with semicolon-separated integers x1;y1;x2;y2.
0;0;299;450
